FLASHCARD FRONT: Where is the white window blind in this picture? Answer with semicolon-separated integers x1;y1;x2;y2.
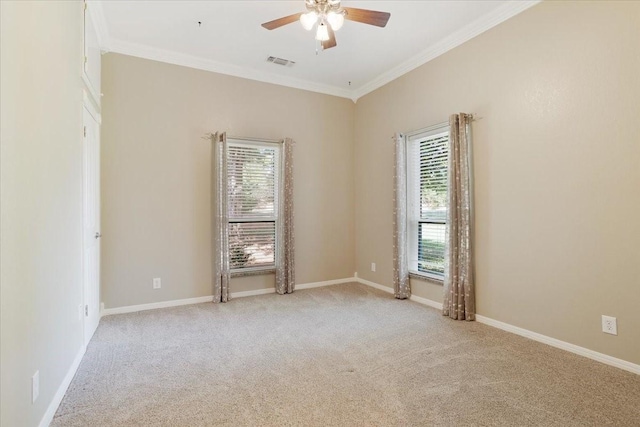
407;127;449;278
227;141;279;271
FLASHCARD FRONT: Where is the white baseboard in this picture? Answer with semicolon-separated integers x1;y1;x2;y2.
102;295;214;316
38;344;86;427
356;277;394;294
355;277;444;310
474;315;640;375
296;277;355;290
101;277;357;316
410;294;443;310
230;288;275;299
355;277;639;376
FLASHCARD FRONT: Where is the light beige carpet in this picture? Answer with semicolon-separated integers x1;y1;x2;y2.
53;283;640;426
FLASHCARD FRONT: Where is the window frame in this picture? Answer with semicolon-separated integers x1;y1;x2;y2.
226;137;281;275
405;122;449;282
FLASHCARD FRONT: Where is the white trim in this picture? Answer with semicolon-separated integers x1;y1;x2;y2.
38;344;86;427
102;295;214;316
229;277;357;298
230;288;275;299
356;277;639;375
475;315;640;375
410;294;443;310
101;277;357;316
83;2;104;108
296;277;355;290
404;121;450;140
90;1;538;102
82;74;101;110
86;1;111;51
356;277;394;294
351;0;541;101
106;39;354;100
82;92;101;124
228;136;282;145
355;277;443;310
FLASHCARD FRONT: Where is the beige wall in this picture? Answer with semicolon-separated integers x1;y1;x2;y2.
102;1;640;365
101;54;355;309
1;2;84;426
355;1;640;365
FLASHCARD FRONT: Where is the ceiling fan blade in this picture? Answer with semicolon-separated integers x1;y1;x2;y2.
322;25;337;50
261;13;302;30
343;7;390;28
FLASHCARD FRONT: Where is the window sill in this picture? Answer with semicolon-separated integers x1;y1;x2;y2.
230;268;276;278
409;271;444;285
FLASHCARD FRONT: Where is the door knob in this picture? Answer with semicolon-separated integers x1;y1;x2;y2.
95;232;102;239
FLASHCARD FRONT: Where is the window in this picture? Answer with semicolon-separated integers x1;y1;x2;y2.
226;139;279;272
406;125;449;279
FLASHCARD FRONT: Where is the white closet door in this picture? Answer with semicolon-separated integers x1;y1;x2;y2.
83;105;101;345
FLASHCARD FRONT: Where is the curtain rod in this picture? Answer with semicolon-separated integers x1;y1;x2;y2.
400;114;479;139
203;133;284;144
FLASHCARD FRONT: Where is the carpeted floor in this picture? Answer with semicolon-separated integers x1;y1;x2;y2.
53;283;640;426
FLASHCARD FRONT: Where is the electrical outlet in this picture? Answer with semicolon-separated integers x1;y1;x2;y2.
371;262;376;272
32;371;39;403
152;278;161;289
602;315;617;335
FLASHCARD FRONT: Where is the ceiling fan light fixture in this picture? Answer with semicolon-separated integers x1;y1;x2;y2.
326;11;344;31
262;1;391;51
315;21;329;41
300;11;318;31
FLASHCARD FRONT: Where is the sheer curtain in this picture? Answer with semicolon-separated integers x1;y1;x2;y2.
212;132;230;303
443;113;475;320
393;133;410;299
275;138;295;295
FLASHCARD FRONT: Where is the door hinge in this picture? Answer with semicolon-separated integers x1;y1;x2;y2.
83;126;86;137
85;305;88;317
84;2;87;11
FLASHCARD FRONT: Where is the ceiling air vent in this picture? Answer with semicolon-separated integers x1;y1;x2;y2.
267;56;295;67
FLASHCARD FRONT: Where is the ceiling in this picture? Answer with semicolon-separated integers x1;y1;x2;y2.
90;1;539;101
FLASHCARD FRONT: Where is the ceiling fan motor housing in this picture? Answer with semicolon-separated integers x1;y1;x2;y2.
302;0;346;35
305;0;343;12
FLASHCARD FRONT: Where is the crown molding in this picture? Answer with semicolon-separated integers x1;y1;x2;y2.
107;38;354;99
88;0;540;103
86;1;111;51
350;0;541;101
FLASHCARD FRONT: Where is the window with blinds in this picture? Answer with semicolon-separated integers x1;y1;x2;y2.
227;141;279;271
407;126;449;278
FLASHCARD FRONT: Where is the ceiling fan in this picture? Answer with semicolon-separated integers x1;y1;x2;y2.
261;0;391;50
